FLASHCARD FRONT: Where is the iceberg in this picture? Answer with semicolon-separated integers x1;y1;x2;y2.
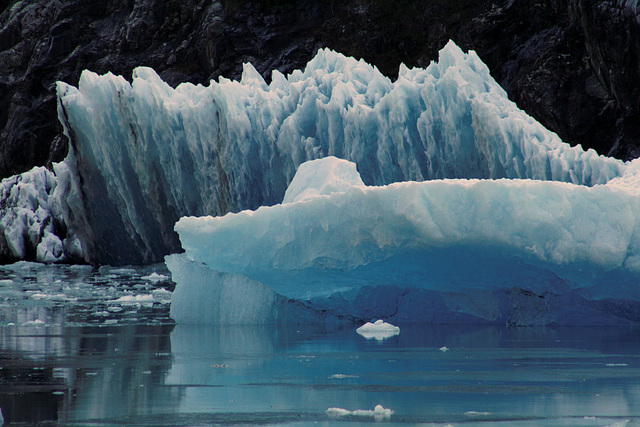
356;319;401;340
52;41;625;265
169;156;640;326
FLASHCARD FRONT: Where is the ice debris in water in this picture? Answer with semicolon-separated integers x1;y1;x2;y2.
0;262;173;327
329;374;359;379
142;272;169;282
356;319;400;341
326;404;393;420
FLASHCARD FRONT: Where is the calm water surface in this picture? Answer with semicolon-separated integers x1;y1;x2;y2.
1;263;640;426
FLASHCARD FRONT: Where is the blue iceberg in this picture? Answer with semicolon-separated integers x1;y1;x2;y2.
52;40;625;264
168;156;640;326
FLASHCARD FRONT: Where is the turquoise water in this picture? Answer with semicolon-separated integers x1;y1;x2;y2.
1;263;640;425
3;322;640;425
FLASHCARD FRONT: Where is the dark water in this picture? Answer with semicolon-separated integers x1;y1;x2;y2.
2;263;640;425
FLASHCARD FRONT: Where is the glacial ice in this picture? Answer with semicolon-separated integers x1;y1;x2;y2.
169;156;640;325
51;40;626;264
0;166;82;263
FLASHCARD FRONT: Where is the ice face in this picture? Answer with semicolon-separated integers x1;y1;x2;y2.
53;41;626;264
169;156;640;325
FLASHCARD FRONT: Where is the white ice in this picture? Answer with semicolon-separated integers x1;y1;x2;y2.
141;272;169;282
356;319;400;340
326;404;393;420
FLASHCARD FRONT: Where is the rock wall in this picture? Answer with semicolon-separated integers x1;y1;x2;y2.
1;0;639;179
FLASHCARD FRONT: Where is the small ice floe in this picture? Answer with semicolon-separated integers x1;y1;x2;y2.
440;346;449;352
30;293;77;302
110;294;154;305
606;363;629;367
329;374;359;379
23;319;45;326
152;288;172;303
91;311;110;317
326;404;393;421
356;319;400;340
465;411;491;417
141;272;169;282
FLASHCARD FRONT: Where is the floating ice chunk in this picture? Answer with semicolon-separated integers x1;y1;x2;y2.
329;374;359;379
175;158;640;304
465;411;491;417
142;272;169;282
356;319;400;340
151;288;172;304
110;294;154;305
23;319;45;326
91;311;109;317
326;404;393;420
440;346;449;352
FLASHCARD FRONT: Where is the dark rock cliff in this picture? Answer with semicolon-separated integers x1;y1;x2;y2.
1;0;639;179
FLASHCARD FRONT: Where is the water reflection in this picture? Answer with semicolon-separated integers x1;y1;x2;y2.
0;323;175;425
2;323;640;425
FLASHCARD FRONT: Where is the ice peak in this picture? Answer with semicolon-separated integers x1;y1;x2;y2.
240;62;268;90
282;157;365;204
